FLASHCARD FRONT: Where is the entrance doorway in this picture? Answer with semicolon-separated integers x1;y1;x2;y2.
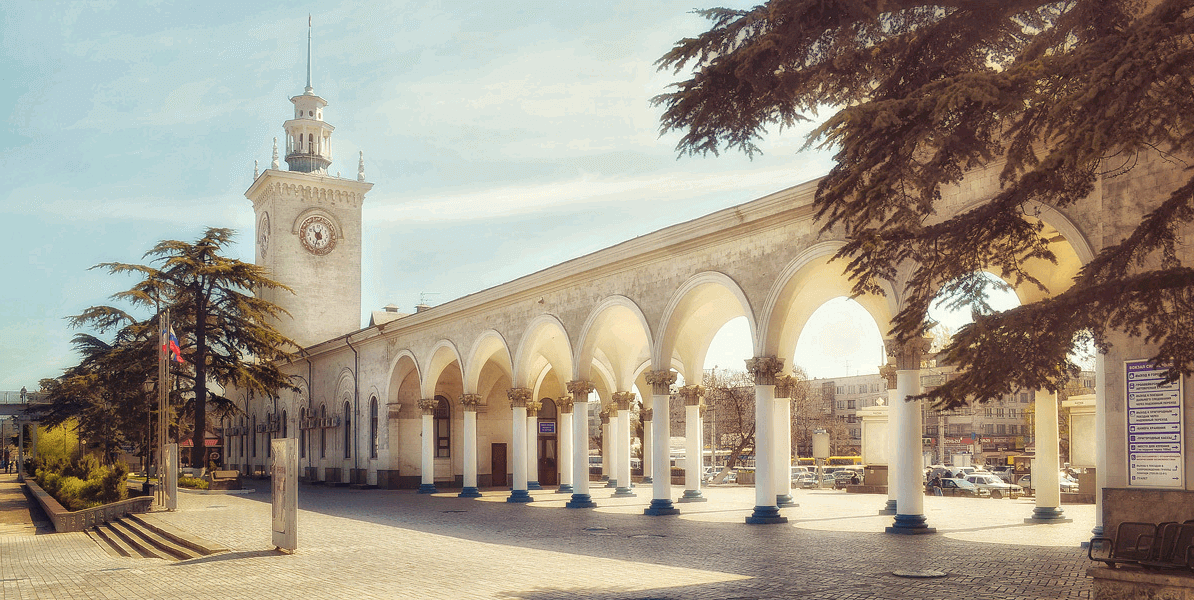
491;443;507;487
537;398;558;486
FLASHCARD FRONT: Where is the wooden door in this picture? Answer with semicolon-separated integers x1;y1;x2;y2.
491;443;507;487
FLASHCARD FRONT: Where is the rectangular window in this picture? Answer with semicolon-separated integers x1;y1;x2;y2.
847;400;856;410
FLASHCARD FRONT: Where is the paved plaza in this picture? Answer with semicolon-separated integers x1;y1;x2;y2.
0;472;1097;599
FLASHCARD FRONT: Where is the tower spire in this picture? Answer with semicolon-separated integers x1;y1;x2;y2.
305;14;313;94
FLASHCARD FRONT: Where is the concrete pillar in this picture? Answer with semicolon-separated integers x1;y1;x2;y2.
557;396;574;494
526;400;542;490
1026;389;1070;523
600;409;611;484
507;388;533;503
567;381;597;508
612;392;636;497
641;410;654;483
1093;353;1107;537
606;406;620;489
644;370;679;516
16;420;25;483
885;338;935;534
746;357;787;524
775;376;796;507
881;363;898;515
417;399;437;494
458;394;482;498
678;385;706;502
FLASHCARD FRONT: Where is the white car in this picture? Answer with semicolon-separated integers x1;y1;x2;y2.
1016;473;1079;493
963;473;1024;499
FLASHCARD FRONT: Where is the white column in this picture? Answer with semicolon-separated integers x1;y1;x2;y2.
459;394;481;498
774;377;794;507
642;414;654;483
882;367;899;514
601;412;611;483
526;401;541;490
16;421;24;483
613;392;635;496
644;370;679;515
886;338;934;534
606;409;619;488
567;381;596;508
417;399;437;494
746;357;786;524
507;389;532;503
679;385;705;502
1027;389;1068;522
558;401;574;493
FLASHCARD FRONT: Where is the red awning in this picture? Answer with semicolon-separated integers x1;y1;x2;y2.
179;438;221;448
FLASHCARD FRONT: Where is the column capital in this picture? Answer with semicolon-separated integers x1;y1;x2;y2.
641;407;653;422
612;391;635;410
459;393;482;411
567;379;595;398
885;337;932;371
417;398;438;416
677;385;704;406
645;370;677;395
599;406;610;424
698;403;709;418
557;396;574;414
879;362;898;389
507;387;532;408
774;375;798;399
745;356;784;385
525;399;542;417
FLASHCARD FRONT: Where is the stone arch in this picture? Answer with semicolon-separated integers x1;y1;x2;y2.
463;330;514;395
512;314;575;389
575;295;654;392
759;241;897;369
655;271;757;383
421;340;464;400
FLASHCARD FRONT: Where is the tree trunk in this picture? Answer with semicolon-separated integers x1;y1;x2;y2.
191;291;207;472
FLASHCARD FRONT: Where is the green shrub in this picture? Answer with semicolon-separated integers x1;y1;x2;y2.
178;475;209;490
33;455;128;511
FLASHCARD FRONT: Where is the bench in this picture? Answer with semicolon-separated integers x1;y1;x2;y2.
1090;520;1194;571
207;470;242;490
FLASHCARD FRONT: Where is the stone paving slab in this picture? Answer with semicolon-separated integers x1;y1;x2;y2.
0;473;1099;599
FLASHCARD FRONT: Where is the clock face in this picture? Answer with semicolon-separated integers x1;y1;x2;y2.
258;213;270;258
299;214;336;255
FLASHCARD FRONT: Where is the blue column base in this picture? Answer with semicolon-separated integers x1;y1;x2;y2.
612;487;637;497
527;481;542;490
506;489;534;503
886;513;937;534
1025;507;1072;524
600;475;609;481
644;499;680;516
641;476;653;484
678;490;707;503
604;479;618;488
776;494;797;507
878;499;897;515
746;505;788;524
566;493;596;508
417;483;438;494
457;486;482;498
556;484;574;494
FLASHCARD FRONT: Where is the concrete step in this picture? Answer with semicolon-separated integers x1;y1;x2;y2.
126;513;229;557
106;519;177;561
92;523;138;558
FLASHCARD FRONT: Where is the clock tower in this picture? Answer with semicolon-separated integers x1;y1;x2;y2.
245;23;373;348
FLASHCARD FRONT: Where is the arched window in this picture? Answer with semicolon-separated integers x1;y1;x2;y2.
307;133;314;153
266;412;272;458
343;400;352;459
240;417;246;458
281;409;288;439
369;397;379;459
251;414;257;458
299;407;306;459
434;395;450;458
319;404;327;459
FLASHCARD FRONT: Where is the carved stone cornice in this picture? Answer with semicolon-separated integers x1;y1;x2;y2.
507;387;532;408
645;370;677;395
745;356;784;385
557;396;574;414
677;385;704;406
879;363;898;389
459;394;482;411
417;398;437;416
641;407;653;422
612;391;635;411
525;399;542;417
567;379;595;399
774;375;797;399
885;338;932;371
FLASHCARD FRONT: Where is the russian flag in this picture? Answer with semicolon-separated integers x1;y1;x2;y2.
162;325;185;363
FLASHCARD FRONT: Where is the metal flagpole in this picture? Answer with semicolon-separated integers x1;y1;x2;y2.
158;309;168;506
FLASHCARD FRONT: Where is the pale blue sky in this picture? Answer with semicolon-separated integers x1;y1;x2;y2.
2;1;851;389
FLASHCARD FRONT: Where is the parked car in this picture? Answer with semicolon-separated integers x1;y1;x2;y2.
801;473;836;488
927;477;989;497
963;473;1024;499
1015;473;1079;493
